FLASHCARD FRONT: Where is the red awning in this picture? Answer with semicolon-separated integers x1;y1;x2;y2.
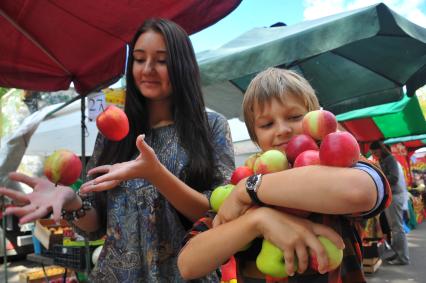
0;0;241;95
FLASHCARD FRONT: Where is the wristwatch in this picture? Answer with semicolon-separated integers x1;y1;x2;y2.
246;174;265;206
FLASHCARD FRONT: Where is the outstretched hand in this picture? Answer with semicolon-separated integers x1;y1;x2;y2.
80;135;162;193
0;172;77;224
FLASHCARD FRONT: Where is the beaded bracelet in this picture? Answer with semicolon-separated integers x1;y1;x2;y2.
61;199;93;222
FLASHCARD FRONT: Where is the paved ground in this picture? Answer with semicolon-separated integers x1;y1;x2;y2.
1;222;425;282
366;220;426;282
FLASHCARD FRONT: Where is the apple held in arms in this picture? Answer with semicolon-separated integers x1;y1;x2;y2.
230;166;254;185
320;131;360;167
256;236;343;279
44;149;82;186
210;184;235;213
285;134;318;164
245;153;261;170
302;110;337;141
253;149;288;175
96;105;129;141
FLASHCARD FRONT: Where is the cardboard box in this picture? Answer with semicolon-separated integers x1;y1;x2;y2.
33;219;69;249
19;266;73;283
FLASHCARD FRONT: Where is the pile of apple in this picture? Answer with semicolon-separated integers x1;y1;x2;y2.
210;109;360;279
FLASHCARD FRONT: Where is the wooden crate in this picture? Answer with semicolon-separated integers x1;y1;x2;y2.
363;258;382;273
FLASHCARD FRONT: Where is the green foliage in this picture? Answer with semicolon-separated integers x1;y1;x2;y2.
0;87;9;98
1;89;30;138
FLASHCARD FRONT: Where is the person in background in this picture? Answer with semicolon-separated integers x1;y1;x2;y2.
370;141;410;265
178;68;391;282
0;18;235;282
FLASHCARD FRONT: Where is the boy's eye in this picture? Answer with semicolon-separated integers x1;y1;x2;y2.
290;114;304;121
259;122;273;128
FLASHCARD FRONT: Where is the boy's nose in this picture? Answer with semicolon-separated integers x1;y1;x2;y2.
277;122;292;136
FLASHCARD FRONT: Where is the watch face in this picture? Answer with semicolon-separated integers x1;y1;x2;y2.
247;175;259;189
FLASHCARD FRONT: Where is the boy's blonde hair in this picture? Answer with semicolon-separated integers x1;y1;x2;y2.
243;67;320;144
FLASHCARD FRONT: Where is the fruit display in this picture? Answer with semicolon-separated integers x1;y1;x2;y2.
44;149;82;186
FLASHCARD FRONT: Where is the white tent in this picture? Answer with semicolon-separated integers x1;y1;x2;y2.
25;99;98;156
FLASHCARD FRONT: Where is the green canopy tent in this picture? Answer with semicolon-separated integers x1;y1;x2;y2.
337;93;426;153
199;3;426;119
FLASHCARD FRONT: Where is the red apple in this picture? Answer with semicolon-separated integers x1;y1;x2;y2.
230;166;254;185
96;105;129;141
253;150;288;174
302;110;337;141
286;134;319;164
320;132;360;167
44;149;82;186
293;150;320;167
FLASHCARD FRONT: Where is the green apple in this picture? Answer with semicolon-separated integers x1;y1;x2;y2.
310;236;343;272
253;149;288;174
256;239;296;278
245;152;261;170
209;184;235;212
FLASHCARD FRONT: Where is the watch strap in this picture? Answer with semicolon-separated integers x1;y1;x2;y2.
246;174;265;206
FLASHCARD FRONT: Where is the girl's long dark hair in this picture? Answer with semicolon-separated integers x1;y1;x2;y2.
96;18;217;192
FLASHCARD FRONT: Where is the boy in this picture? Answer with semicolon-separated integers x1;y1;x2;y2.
178;68;391;282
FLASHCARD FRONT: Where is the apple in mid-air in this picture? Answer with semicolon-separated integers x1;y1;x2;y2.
96;105;129;141
44;149;82;186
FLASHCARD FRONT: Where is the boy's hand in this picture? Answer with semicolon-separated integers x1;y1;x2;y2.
213;180;252;227
253;207;345;276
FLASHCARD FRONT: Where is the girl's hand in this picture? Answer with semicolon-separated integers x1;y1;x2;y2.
213;180;251;227
81;135;162;193
253;207;345;276
1;172;78;224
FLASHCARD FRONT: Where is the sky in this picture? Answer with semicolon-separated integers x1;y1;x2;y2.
190;0;426;53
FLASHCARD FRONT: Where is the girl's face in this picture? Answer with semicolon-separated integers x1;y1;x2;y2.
132;30;172;101
253;94;308;152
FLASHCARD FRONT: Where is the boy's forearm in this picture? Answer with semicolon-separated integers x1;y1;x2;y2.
237;166;377;214
178;212;261;280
